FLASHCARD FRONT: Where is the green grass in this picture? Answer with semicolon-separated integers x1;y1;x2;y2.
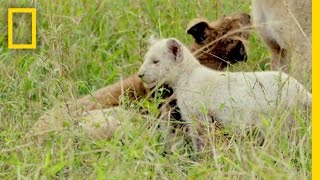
0;0;311;179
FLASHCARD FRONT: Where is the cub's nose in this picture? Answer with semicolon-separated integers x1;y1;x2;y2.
138;73;144;79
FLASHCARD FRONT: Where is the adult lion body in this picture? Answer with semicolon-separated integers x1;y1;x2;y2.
252;0;311;85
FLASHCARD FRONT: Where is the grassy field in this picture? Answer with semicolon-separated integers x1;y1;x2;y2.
0;0;311;179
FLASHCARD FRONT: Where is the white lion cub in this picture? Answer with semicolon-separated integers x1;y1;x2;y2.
138;38;311;151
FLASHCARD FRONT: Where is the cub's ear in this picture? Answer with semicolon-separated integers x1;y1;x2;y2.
148;35;159;46
186;20;210;44
166;38;183;62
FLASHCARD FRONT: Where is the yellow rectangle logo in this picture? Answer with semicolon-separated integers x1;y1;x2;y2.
8;8;37;49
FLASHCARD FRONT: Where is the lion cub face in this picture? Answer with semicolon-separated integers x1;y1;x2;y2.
187;13;251;69
138;39;184;88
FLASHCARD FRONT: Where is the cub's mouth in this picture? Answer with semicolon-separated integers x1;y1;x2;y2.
141;76;168;91
142;80;157;89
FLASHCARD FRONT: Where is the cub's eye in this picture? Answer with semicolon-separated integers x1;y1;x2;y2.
153;59;159;64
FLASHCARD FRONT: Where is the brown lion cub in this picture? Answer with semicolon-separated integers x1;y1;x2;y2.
27;13;251;141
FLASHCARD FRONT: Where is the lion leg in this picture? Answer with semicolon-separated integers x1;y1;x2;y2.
27;75;146;142
75;74;146;111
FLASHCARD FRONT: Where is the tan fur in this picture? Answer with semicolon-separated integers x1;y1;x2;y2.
26;75;145;141
78;107;137;140
73;74;146;111
252;0;311;85
27;13;252;141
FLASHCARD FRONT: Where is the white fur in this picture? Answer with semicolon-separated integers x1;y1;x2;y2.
138;38;311;150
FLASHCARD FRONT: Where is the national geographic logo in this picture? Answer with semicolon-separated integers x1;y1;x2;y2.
7;8;36;49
